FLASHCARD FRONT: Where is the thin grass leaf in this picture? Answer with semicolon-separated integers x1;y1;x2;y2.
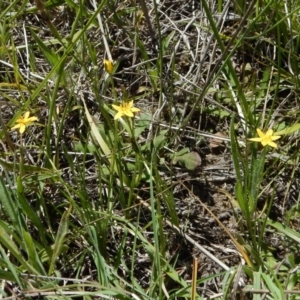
0;268;17;282
148;152;163;298
0;157;59;174
153;167;179;226
230;117;243;183
252;270;262;300
16;188;47;239
250;150;265;198
261;272;283;299
221;269;234;298
88;225;109;286
29;29;60;69
26;2;106;106
200;0;252;125
23;230;46;275
0;176;18;226
0;224;37;274
0;245;22;285
48;206;71;275
267;220;300;243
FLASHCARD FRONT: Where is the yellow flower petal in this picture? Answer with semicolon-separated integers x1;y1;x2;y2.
114;111;123;120
104;59;114;74
130;107;141;112
24;111;30;119
265;129;274;136
268;141;278;148
11;124;21;130
271;135;281;141
112;104;122;111
27;116;38;122
124;110;134;117
11;111;38;134
19;124;26;134
112;100;140;120
256;128;264;138
248;128;281;149
261;140;268;147
248;137;262;142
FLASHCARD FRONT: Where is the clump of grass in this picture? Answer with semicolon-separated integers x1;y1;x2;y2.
1;0;300;299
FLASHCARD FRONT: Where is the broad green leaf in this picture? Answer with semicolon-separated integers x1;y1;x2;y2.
134;113;151;137
174;147;189;156
275;123;300;136
235;181;246;212
73;141;96;153
23;230;46;274
149;68;158;91
173;151;202;170
253;270;262;300
162;31;175;56
154;130;168;149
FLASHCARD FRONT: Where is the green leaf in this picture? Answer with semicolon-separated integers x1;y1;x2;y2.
267;219;300;243
174;147;189;156
134;113;151;137
161;31;175;56
149;68;158;91
73;141;96;153
0;269;16;282
253;270;262;300
153;130;168;149
173;151;202;171
261;272;283;299
275;123;300;136
17;186;45;235
153;168;179;226
48;206;71;275
0;177;17;226
235;181;246;212
0;158;57;175
29;29;61;75
23;230;46;274
0;224;37;274
82;97;129;186
230;118;242;183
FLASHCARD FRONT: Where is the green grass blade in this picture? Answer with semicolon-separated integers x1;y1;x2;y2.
267;219;300;243
0;176;18;226
48;206;71;275
0;223;37;274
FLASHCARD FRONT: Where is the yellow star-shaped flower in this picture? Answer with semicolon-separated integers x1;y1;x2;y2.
103;59;114;74
112;100;140;120
11;111;38;134
248;128;281;148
